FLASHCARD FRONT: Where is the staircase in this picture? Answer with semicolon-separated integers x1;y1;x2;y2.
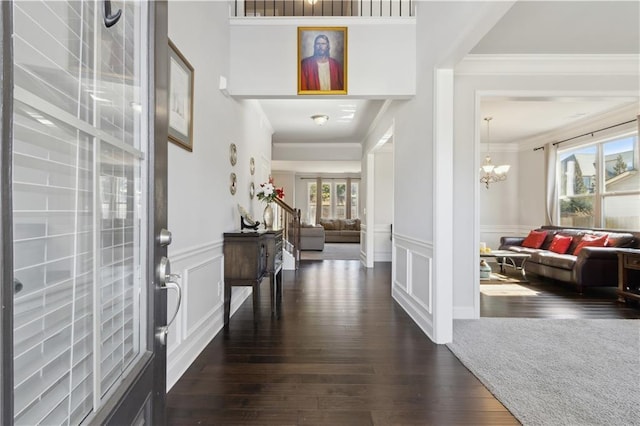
274;198;301;270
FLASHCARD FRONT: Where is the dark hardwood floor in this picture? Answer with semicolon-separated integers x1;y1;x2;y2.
480;267;640;319
167;261;519;425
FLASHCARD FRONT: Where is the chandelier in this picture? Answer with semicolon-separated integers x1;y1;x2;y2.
479;117;510;189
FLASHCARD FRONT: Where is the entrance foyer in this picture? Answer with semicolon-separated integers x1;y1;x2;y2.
166;261;517;424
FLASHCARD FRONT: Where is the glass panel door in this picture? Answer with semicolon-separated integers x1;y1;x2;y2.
9;1;164;424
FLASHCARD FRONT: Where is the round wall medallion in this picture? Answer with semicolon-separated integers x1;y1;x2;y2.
229;172;237;195
249;182;255;199
229;143;237;166
249;157;255;175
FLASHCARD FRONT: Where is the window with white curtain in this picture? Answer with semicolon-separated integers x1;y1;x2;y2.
558;132;639;230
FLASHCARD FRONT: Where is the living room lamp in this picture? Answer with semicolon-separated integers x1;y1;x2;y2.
479;117;510;189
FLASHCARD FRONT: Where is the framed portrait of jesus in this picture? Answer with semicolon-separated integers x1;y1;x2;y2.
298;27;347;95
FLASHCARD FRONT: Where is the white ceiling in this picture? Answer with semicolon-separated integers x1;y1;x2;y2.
259;99;384;144
479;97;638;145
260;1;639;172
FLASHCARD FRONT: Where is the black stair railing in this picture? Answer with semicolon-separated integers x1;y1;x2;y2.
235;0;413;17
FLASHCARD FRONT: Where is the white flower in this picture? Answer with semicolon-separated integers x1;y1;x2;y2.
262;183;274;196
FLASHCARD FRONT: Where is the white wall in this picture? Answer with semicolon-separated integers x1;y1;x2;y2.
271;171;295;205
229;18;416;97
479;148;521;248
374;148;393;261
358;2;514;343
166;1;274;390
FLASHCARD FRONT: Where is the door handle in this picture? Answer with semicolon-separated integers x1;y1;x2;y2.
103;0;122;28
157;257;182;345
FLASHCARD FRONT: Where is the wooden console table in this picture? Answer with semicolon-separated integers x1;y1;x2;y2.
223;229;283;325
617;249;640;303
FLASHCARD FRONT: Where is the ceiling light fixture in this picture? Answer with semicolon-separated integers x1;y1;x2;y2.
311;114;329;126
479;117;510;189
307;0;319;4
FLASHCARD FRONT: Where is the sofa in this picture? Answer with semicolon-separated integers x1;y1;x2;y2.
299;223;325;251
318;218;361;243
499;226;640;293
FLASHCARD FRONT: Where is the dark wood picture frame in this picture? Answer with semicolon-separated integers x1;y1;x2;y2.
168;39;194;151
298;27;347;95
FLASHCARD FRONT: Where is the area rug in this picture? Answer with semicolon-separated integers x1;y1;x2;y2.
447;318;640;426
480;284;539;296
481;272;525;284
300;243;361;261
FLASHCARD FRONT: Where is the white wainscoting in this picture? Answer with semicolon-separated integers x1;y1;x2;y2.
166;240;251;390
374;223;392;262
392;233;435;340
479;224;530;250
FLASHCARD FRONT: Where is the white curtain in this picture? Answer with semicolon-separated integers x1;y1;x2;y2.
544;142;558;225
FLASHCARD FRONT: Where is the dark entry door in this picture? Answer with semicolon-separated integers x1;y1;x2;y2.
2;1;171;424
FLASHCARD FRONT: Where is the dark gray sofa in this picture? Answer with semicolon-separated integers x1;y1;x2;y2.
499;226;640;293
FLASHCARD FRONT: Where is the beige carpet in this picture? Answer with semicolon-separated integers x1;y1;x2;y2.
480;284;540;296
300;243;361;261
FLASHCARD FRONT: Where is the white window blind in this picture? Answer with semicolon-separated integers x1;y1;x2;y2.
12;1;147;424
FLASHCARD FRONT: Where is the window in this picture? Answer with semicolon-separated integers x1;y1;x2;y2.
305;178;360;221
321;182;331;218
558;133;639;230
350;181;359;219
335;182;347;219
307;182;317;224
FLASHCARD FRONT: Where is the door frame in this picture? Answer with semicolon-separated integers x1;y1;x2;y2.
1;1;14;424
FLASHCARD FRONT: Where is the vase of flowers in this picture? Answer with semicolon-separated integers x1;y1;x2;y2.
256;177;284;230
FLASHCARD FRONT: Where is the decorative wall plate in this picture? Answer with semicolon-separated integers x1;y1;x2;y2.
229;172;237;195
249;182;255;199
249;157;255;175
229;143;237;166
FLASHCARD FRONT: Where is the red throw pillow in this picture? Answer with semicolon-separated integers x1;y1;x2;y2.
548;234;572;254
573;234;607;255
521;230;548;249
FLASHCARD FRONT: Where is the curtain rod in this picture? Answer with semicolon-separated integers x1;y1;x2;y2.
533;118;637;151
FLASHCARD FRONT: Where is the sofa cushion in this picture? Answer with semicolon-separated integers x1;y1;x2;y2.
342;219;360;230
522;230;548;249
504;246;540;255
605;232;636;248
573;234;607;255
537;228;561;249
534;251;577;270
319;219;338;230
549;234;572;254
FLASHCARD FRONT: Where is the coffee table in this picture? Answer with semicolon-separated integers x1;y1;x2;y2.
480;250;530;277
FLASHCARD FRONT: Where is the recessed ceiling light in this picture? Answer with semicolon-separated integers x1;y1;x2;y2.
311;114;329;126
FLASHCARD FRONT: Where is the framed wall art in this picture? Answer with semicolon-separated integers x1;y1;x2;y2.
298;27;347;95
168;39;194;151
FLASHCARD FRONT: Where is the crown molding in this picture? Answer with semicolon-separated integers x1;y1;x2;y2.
456;54;640;76
272;142;361;149
517;103;639;152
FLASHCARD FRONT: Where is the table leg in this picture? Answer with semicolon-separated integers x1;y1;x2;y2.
223;282;231;326
275;270;282;317
252;281;261;324
269;273;276;314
